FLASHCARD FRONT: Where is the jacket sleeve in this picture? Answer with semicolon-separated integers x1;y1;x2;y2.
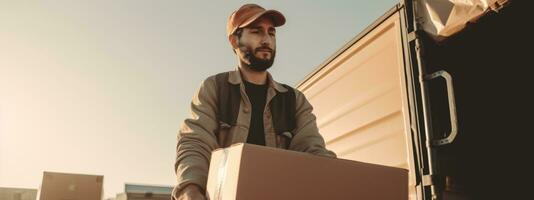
289;89;337;158
172;76;220;197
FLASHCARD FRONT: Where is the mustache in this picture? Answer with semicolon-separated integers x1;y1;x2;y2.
255;47;273;53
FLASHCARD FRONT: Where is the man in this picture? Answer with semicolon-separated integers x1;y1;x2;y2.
173;4;336;200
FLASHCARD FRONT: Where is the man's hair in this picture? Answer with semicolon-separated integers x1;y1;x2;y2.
233;28;243;38
232;28;243;54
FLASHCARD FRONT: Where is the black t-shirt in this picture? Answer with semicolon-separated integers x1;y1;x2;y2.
243;80;268;146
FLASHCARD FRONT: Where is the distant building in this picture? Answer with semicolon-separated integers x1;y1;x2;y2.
0;187;38;200
115;183;173;200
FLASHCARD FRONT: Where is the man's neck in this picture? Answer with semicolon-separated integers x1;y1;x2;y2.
238;61;268;85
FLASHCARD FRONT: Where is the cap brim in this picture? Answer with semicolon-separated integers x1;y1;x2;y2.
239;10;286;28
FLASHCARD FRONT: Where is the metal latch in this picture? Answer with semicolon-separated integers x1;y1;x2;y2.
422;174;434;186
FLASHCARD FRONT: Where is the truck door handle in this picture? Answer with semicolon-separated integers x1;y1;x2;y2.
424;70;459;146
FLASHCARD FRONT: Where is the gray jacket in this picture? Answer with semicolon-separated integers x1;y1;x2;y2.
173;68;336;197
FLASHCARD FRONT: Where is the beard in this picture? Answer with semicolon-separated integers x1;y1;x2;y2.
240;44;276;72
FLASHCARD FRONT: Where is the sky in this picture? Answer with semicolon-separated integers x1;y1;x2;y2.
0;0;397;198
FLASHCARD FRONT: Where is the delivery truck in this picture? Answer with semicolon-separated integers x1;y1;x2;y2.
296;0;526;199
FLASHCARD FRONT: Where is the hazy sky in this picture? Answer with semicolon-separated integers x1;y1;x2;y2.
1;0;396;198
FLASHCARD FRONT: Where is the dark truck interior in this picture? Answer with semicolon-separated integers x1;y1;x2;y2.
417;1;529;199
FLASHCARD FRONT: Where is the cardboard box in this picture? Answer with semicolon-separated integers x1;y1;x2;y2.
39;171;103;200
206;143;408;200
0;187;37;200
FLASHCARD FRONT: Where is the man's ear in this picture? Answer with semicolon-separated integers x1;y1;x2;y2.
229;35;238;50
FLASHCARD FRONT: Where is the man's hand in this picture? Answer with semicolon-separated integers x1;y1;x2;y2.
175;184;207;200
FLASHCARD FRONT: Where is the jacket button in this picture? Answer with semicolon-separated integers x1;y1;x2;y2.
243;107;250;113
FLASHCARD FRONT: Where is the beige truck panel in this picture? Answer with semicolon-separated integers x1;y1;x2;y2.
297;12;416;199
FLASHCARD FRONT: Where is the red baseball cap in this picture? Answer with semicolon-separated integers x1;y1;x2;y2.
227;4;286;37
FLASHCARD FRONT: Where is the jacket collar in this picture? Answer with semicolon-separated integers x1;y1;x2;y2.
228;67;288;93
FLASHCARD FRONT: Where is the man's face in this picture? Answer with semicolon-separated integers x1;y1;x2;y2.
235;17;276;72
